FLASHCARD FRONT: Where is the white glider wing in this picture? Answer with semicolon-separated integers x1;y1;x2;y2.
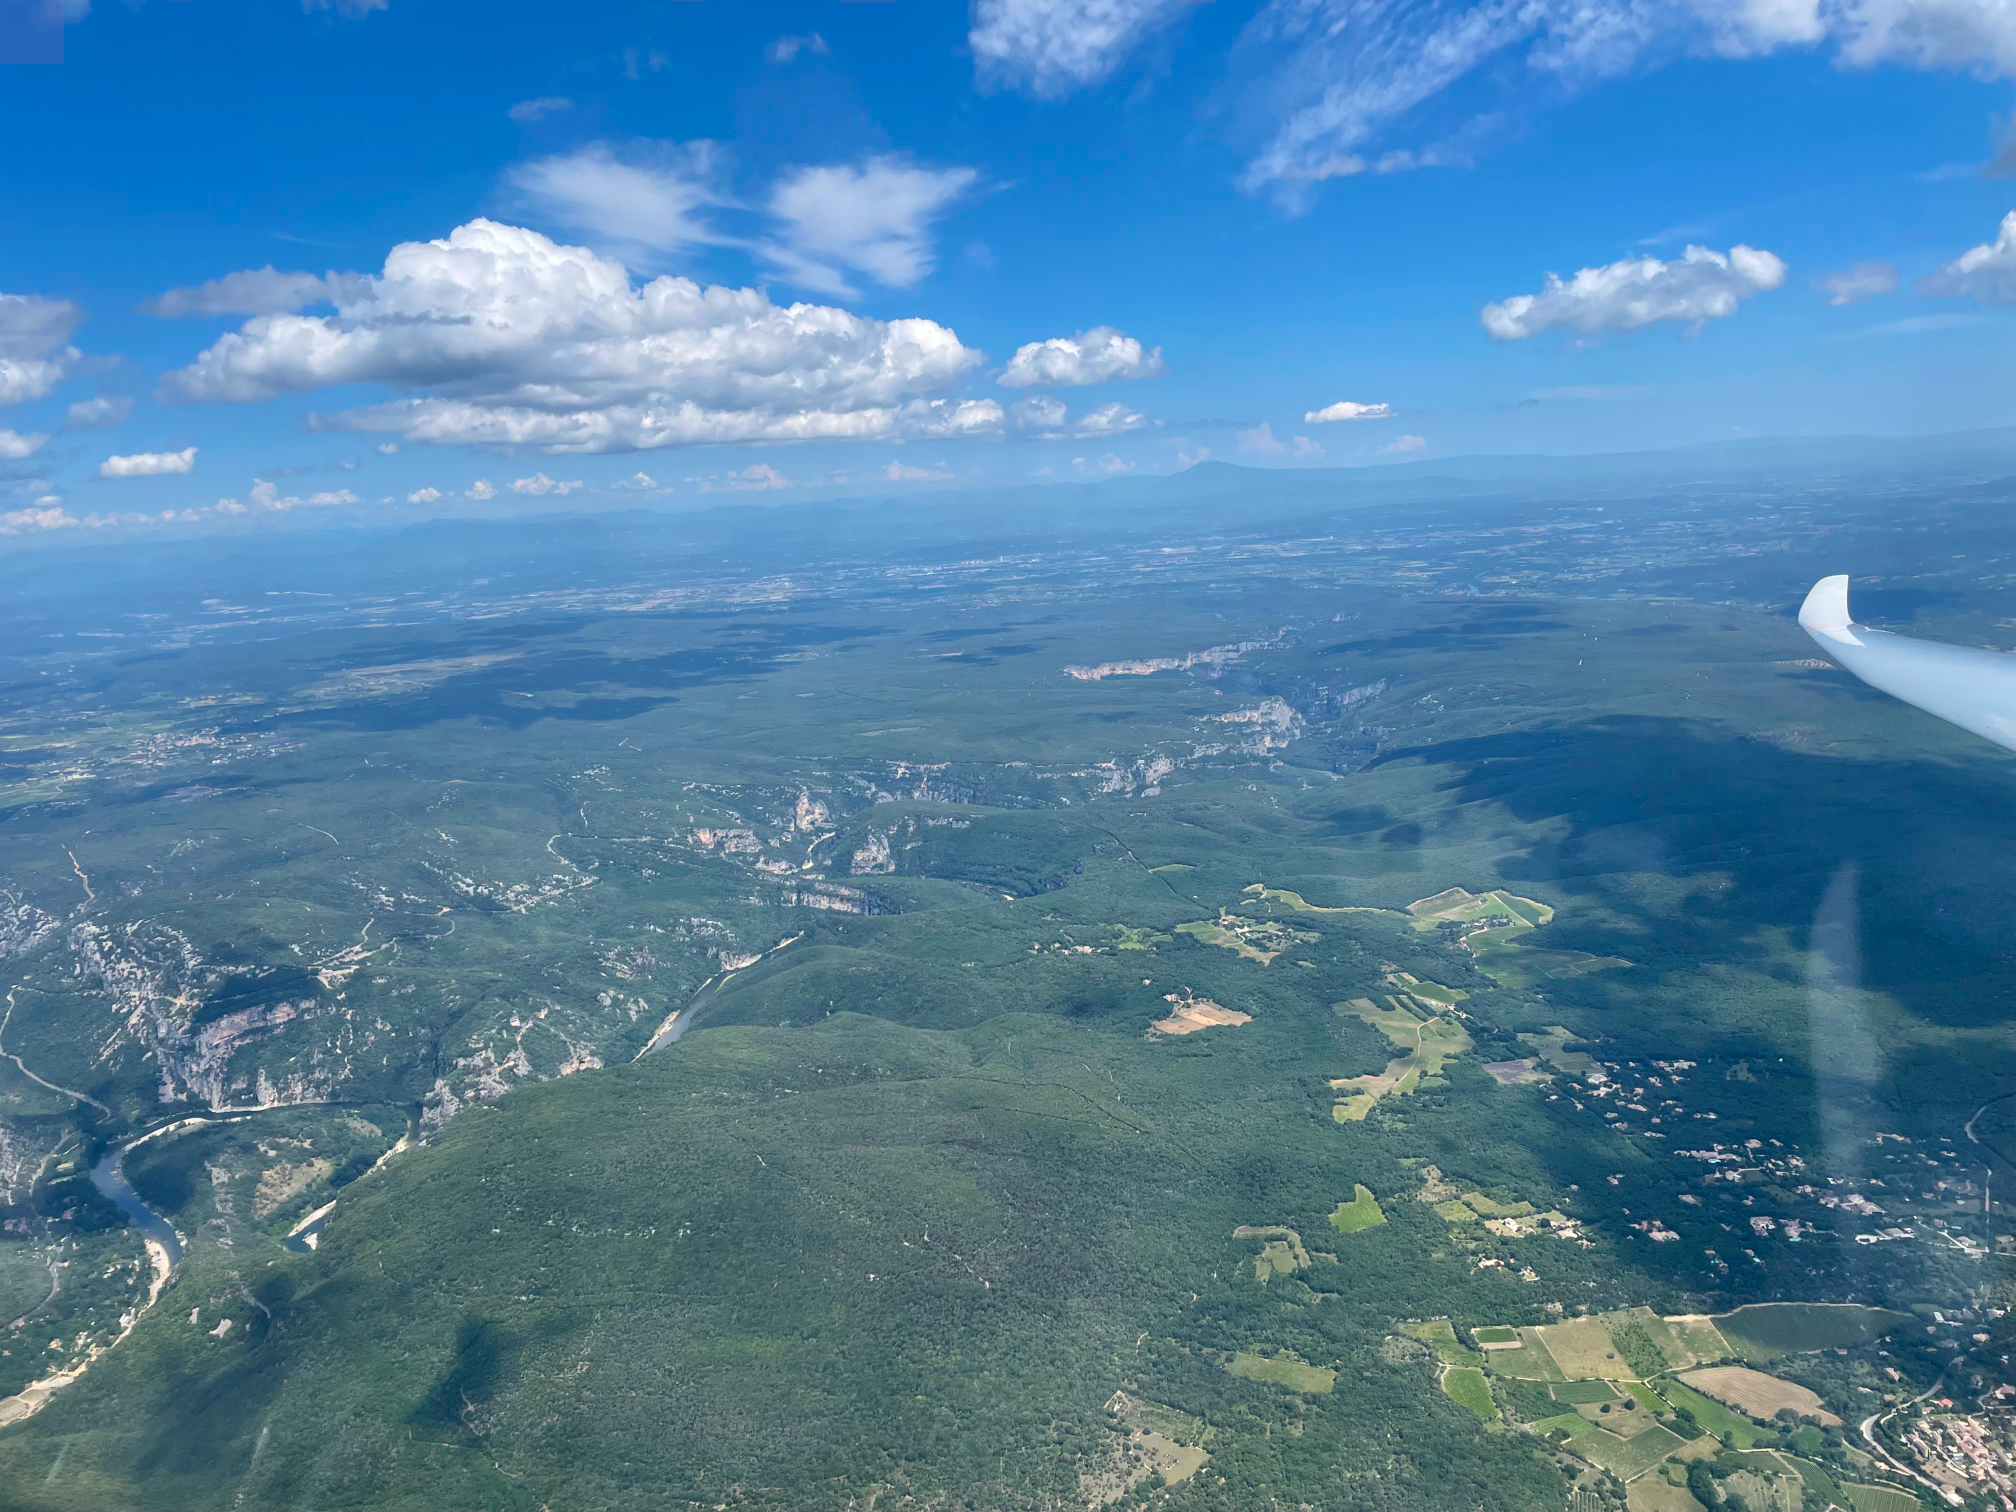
1799;575;2016;753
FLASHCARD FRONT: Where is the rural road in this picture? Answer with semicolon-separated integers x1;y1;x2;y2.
1858;1355;1969;1507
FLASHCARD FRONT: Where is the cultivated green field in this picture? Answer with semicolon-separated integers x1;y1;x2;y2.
1712;1304;1913;1362
1328;1184;1387;1233
1652;1379;1776;1450
1442;1367;1497;1420
1841;1482;1928;1512
1576;1423;1689;1479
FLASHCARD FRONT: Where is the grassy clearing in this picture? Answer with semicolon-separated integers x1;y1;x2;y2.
1711;1304;1911;1362
1254;1240;1301;1280
1176;912;1316;966
1402;1319;1485;1370
1407;887;1556;930
1405;888;1629;988
1226;1351;1335;1395
1233;1225;1310;1280
1534;1412;1597;1439
1442;1368;1496;1421
1241;884;1390;917
1328;1185;1387;1234
1330;998;1472;1120
1519;1026;1596;1074
1106;1391;1209;1447
1396;977;1467;1007
1461;1194;1535;1218
1473;1326;1520;1346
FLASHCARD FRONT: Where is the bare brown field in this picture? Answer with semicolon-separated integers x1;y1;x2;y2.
1149;991;1251;1036
1679;1368;1839;1426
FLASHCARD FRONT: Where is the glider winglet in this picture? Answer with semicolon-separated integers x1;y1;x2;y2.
1797;574;1853;635
1798;574;2016;754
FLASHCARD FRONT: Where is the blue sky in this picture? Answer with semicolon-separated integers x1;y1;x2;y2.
2;0;2013;538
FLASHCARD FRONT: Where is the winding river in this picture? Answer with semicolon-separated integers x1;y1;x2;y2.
88;1138;183;1273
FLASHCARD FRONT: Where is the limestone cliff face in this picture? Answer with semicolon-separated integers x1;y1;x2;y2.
68;922;335;1110
849;831;895;875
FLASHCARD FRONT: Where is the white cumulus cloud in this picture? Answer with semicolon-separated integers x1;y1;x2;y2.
63;394;132;431
0;294;84;406
1482;244;1786;340
1071;401;1151;435
1305;399;1392;422
157;219;1000;454
1920;211;2016;305
0;429;49;460
511;472;584;496
1009;394;1153;436
1236;421;1325;458
466;479;496;500
1817;261;1899;305
99;446;196;478
999;325;1163;387
763;158;977;295
1237;421;1288;456
407;487;442;504
1;502;80;535
1382;434;1427;454
886;459;954;481
703;463;791;492
143;268;365;318
218;479;360;513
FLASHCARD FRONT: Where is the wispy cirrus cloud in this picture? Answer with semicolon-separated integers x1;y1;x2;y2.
970;0;1192;96
761;158;978;296
143;267;366;318
507;97;573;123
507;141;732;267
975;0;2016;202
63;394;132;431
508;141;979;299
1817;261;1900;305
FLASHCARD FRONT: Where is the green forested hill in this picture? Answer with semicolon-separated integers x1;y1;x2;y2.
0;1008;1567;1512
5;478;2016;1510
